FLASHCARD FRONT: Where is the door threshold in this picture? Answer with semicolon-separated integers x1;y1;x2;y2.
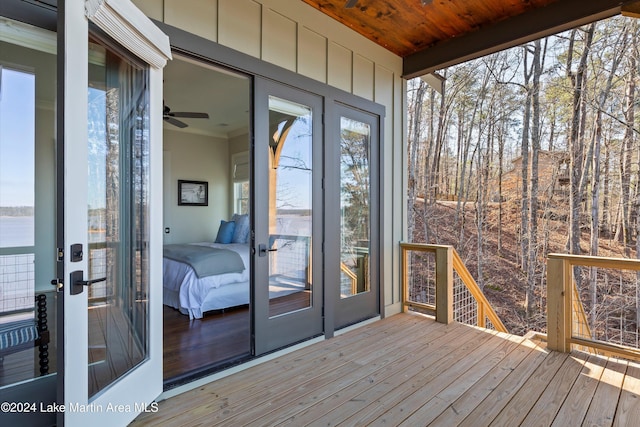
162;352;252;391
158;335;325;401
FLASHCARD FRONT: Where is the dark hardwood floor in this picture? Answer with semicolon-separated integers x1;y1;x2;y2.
163;290;312;382
163;305;251;381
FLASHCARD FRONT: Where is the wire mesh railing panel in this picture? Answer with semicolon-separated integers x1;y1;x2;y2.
571;265;640;351
0;253;35;315
88;242;111;300
269;235;310;286
453;273;478;326
406;249;436;307
485;317;496;330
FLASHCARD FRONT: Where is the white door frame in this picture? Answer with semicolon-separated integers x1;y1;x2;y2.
62;1;169;425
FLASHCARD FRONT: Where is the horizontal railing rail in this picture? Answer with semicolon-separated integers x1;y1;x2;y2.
547;253;640;361
400;242;507;333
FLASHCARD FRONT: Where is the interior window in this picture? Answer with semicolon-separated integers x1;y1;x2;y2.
234;181;249;214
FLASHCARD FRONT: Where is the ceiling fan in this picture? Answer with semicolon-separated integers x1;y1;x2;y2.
163;103;210;128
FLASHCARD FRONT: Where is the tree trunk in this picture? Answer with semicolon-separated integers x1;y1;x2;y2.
407;80;427;242
568;24;595;256
527;39;544;320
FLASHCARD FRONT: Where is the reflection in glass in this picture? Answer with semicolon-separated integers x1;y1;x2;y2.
267;96;312;317
340;117;370;298
0;31;57;401
87;36;149;397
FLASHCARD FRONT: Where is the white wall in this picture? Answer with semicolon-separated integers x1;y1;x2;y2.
135;0;405;316
163;129;230;244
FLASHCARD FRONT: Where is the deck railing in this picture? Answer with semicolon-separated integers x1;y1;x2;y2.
400;243;507;332
0;247;36;316
547;253;640;361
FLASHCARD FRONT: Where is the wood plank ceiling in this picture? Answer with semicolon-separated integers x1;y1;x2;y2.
301;0;640;78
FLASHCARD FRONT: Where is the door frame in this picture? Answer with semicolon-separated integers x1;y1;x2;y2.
159;22;386;343
253;77;325;355
328;103;382;329
60;1;170;425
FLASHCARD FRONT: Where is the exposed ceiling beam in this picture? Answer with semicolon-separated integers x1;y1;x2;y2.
403;0;634;79
621;1;640;18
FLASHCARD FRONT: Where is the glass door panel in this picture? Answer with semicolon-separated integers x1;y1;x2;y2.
340;117;371;299
0;18;58;426
254;78;323;355
86;37;149;397
268;96;313;317
333;105;380;328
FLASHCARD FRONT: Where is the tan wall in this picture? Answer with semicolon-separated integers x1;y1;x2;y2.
135;0;406;315
163;129;230;244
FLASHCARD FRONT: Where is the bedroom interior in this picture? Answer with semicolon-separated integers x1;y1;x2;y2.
160;54;252;382
161;54;316;383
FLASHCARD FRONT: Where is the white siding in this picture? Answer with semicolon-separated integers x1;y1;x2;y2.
353;54;374;101
218;0;261;58
133;0;405;316
263;9;297;71
165;0;217;42
328;41;352;93
298;26;327;82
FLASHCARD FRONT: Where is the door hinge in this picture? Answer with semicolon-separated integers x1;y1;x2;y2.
56;248;64;262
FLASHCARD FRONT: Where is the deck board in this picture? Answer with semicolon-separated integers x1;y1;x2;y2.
614;361;640;426
132;313;640;427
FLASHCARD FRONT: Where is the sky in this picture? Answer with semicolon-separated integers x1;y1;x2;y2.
0;67;35;207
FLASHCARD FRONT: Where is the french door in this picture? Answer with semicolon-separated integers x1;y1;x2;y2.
253;78;324;354
61;1;168;425
331;104;380;328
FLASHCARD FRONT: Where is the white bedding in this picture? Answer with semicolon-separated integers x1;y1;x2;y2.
163;242;250;319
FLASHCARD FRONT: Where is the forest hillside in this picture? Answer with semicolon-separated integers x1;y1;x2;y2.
412;199;634;335
408;14;640;344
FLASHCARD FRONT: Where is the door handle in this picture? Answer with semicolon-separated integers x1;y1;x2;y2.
258;244;277;257
70;270;106;295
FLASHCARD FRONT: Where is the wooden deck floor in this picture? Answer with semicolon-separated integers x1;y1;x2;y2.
132;313;640;426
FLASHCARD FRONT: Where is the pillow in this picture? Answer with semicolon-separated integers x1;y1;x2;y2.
215;220;235;244
231;214;250;243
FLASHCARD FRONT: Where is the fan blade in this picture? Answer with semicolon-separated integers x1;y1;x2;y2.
169;112;210;119
164;117;189;128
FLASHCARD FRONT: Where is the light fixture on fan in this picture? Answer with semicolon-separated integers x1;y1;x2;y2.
163;103;209;128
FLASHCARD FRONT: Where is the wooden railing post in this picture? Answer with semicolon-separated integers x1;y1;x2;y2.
435;246;453;324
401;245;408;313
547;255;570;352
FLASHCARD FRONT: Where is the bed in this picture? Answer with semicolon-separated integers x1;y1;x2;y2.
162;241;308;319
163;242;251;319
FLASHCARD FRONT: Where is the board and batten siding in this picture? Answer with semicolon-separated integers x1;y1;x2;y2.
133;0;406;316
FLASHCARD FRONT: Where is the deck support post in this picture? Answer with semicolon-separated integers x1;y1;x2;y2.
547;256;570;352
435;246;453;324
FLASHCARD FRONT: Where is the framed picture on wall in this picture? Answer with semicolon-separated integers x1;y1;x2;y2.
178;180;208;206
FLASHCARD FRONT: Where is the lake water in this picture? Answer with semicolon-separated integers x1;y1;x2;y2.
0;216;34;248
0;216;35;314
